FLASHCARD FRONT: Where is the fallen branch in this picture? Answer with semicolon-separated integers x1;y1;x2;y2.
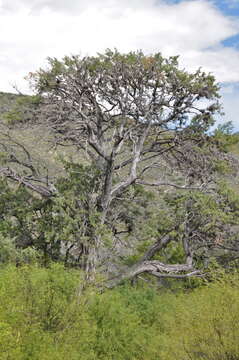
106;260;201;288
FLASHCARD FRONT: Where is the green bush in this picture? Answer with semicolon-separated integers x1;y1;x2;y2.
0;265;238;359
0;264;94;360
160;274;239;360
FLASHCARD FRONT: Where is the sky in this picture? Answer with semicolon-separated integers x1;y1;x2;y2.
0;0;239;129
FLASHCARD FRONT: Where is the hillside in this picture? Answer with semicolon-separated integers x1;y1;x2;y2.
0;92;79;181
0;91;22;115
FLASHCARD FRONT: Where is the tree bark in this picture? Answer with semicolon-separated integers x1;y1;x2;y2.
106;260;201;288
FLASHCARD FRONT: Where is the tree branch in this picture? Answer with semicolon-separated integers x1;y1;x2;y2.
139;233;172;263
0;167;53;197
136;179;203;190
106;259;198;288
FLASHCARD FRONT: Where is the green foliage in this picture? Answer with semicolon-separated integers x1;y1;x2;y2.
0;235;41;265
0;265;238;359
0;162;109;267
161;274;239;360
216;121;234;135
166;185;239;235
0;264;93;360
213;121;239;153
116;175;239;271
29;49;221;135
2;94;41;125
213;159;233;174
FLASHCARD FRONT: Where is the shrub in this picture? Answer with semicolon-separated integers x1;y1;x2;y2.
0;265;238;359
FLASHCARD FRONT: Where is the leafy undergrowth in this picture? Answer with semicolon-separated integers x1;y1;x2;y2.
0;264;238;359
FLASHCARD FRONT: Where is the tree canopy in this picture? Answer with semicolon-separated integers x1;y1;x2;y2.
0;49;238;285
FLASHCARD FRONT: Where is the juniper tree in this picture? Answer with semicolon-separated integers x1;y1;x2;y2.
2;50;225;282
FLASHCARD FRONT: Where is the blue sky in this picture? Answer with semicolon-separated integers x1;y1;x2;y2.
216;0;239;49
0;0;239;129
216;0;239;16
167;0;239;15
211;0;239;130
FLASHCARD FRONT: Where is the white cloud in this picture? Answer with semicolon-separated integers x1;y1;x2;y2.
180;47;239;82
0;0;238;126
0;0;156;15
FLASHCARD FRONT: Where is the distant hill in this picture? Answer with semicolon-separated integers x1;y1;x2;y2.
0;91;82;180
0;91;22;115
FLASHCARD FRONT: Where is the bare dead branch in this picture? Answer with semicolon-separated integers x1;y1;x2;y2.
0;167;53;197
